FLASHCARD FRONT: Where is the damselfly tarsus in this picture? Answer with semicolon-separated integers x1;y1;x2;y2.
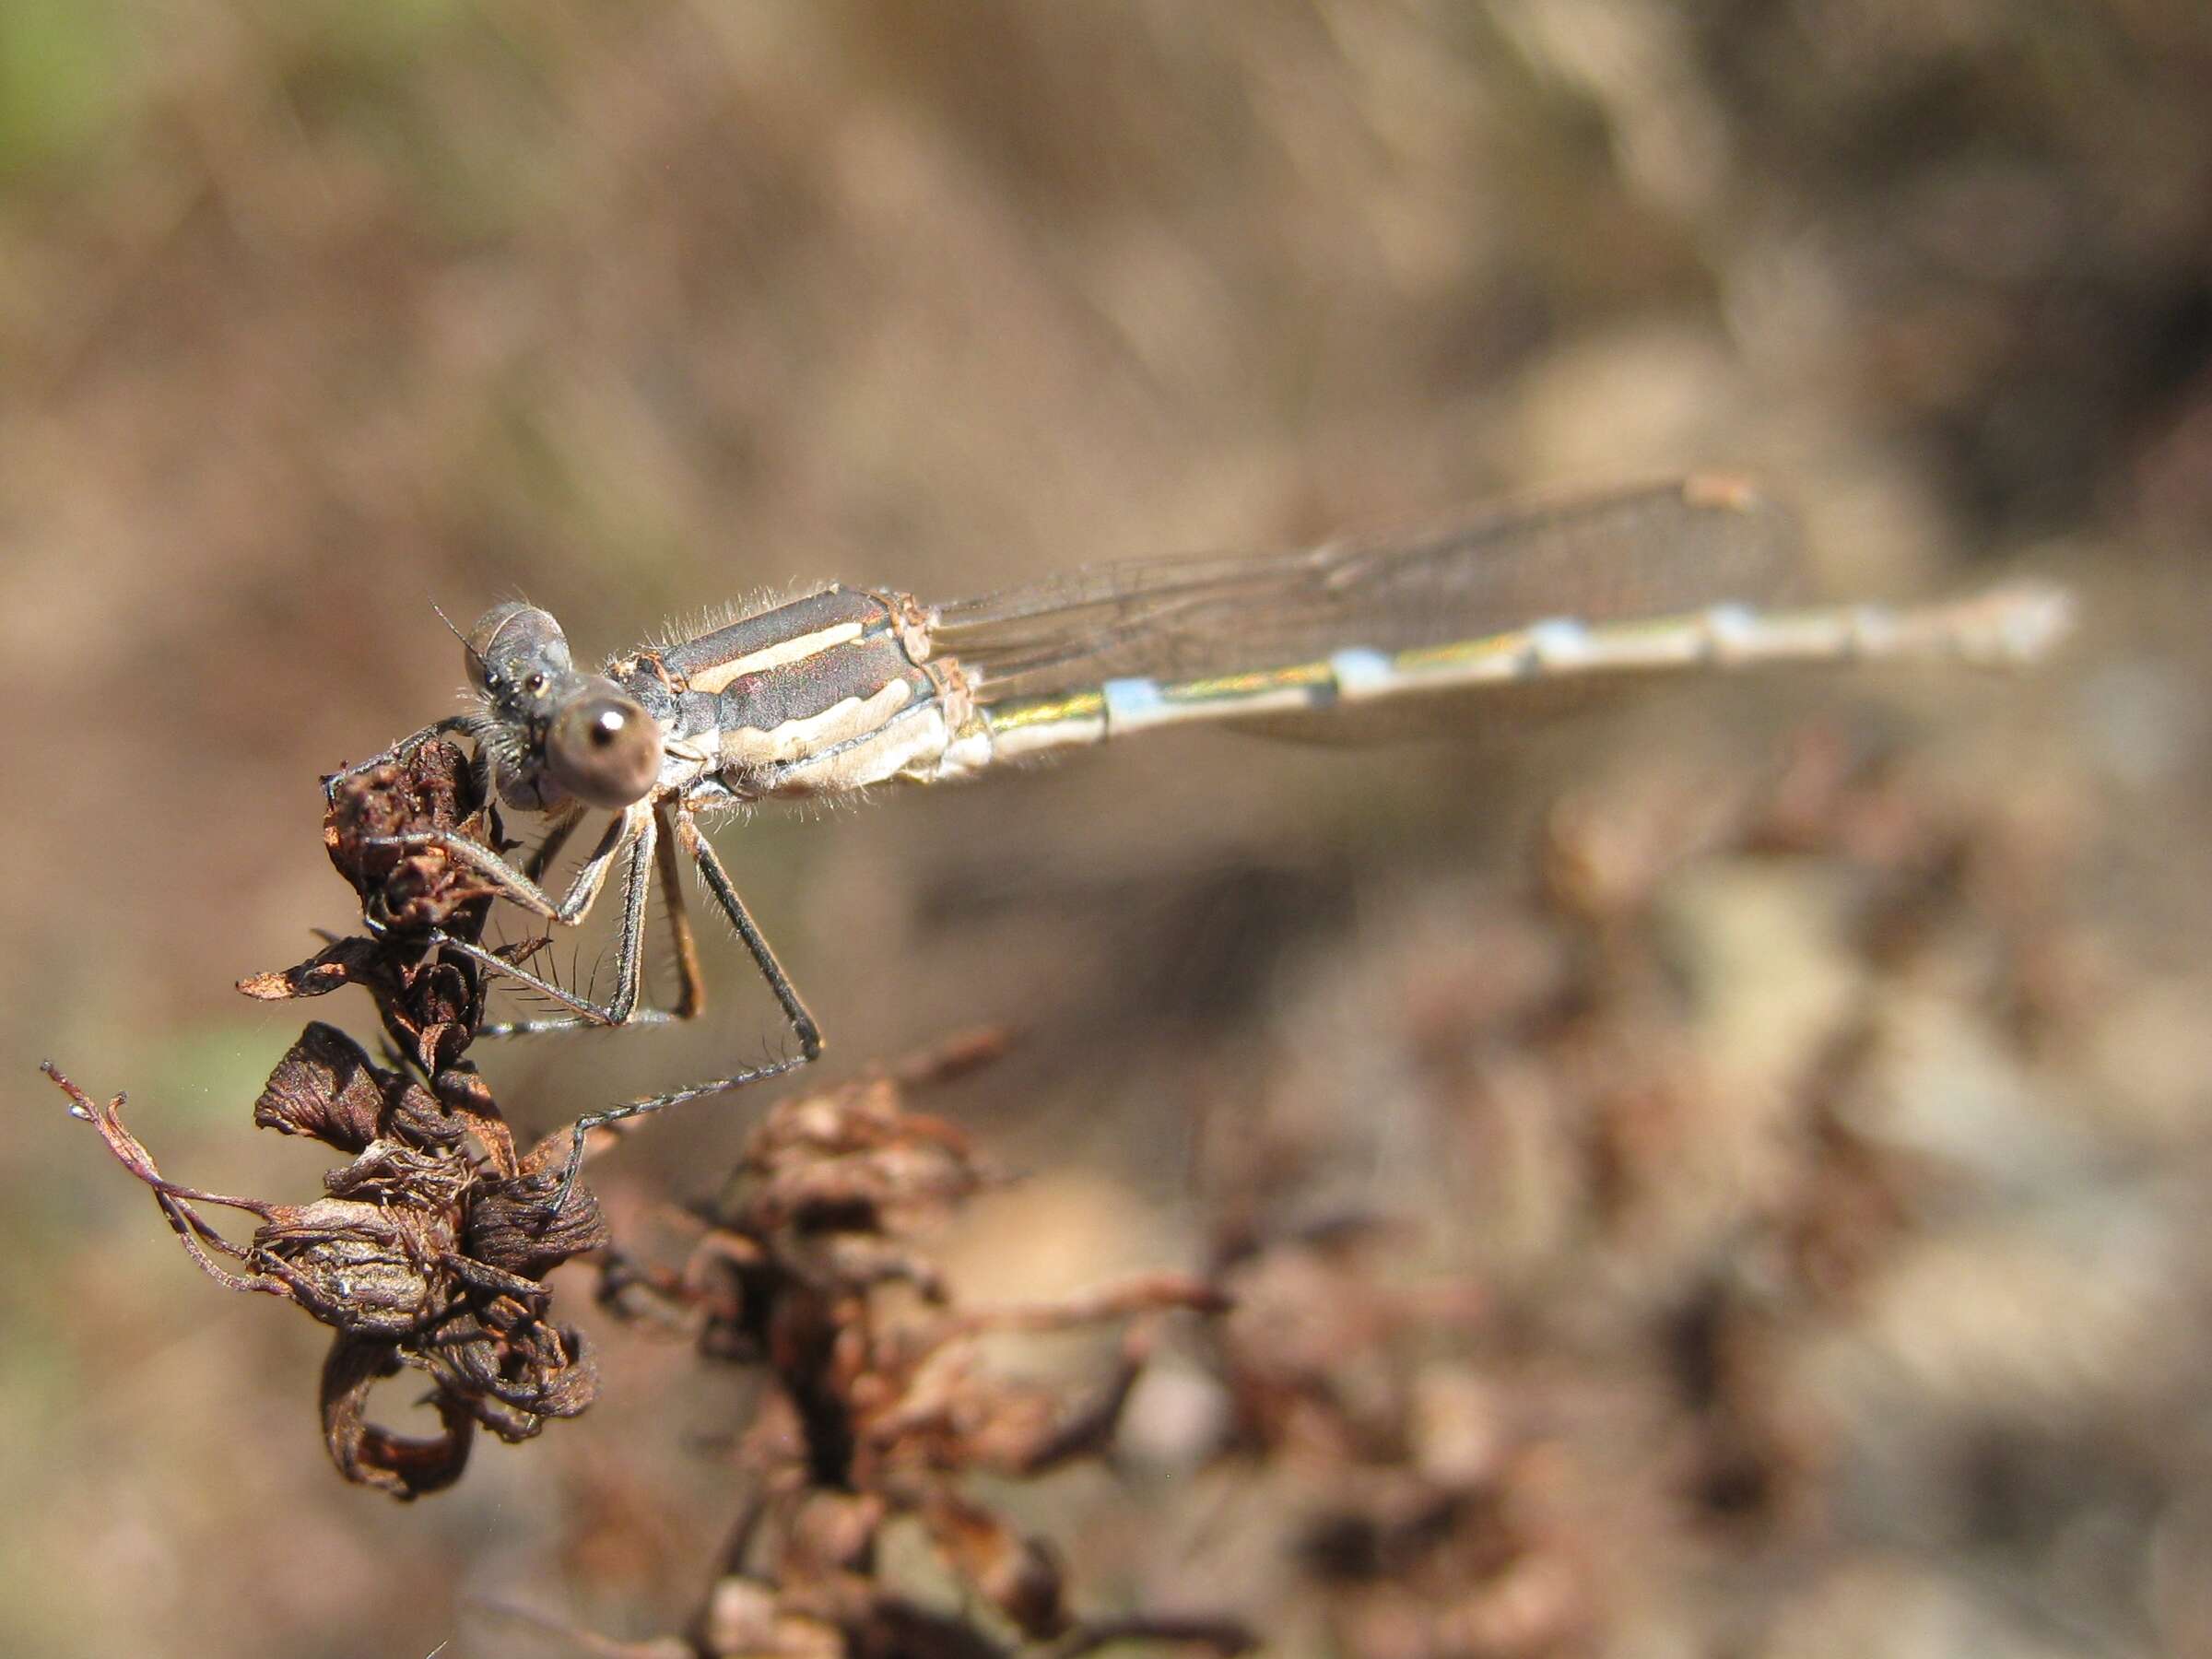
340;475;2071;1196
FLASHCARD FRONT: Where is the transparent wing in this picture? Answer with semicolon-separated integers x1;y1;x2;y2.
931;476;1804;705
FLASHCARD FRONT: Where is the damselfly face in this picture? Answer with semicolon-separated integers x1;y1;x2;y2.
465;602;663;812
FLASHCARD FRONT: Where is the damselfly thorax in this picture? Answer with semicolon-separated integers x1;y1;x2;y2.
341;475;2072;1202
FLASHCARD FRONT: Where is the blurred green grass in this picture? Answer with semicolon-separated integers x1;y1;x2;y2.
0;0;127;177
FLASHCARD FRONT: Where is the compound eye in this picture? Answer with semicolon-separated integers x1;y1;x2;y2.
466;602;572;692
545;687;661;808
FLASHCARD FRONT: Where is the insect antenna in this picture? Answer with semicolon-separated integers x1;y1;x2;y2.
429;598;491;686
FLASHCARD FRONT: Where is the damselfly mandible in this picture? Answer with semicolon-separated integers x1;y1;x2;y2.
339;475;2071;1194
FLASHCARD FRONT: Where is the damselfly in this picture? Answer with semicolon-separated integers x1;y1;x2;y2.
340;475;2070;1194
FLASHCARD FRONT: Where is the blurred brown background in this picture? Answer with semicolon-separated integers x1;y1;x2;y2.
5;4;2211;1655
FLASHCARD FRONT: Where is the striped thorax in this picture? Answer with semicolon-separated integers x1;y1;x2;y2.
610;585;974;808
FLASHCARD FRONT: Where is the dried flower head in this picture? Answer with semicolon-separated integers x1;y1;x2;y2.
50;738;605;1498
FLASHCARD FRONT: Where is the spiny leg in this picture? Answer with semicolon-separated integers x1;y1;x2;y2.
460;809;708;1040
445;805;664;1033
653;801;707;1022
467;806;706;1037
670;806;822;1059
465;800;587;1001
547;805;823;1214
365;804;639;933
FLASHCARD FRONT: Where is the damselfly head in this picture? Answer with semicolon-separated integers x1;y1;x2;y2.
465;603;663;812
467;600;573;690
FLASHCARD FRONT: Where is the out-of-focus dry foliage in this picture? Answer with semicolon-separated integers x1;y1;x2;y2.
591;1033;1248;1656
7;4;2211;1657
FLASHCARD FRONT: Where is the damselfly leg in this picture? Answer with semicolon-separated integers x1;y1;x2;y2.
409;801;823;1212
